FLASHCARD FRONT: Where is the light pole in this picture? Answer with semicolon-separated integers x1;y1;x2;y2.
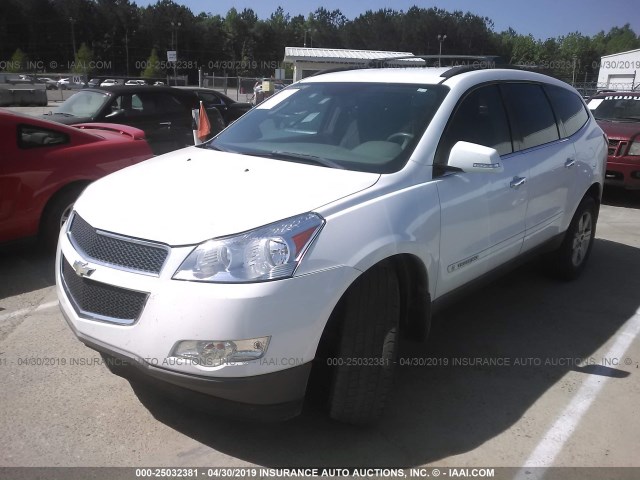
304;30;313;48
69;17;77;59
572;55;577;86
171;21;181;85
125;29;131;77
437;34;447;67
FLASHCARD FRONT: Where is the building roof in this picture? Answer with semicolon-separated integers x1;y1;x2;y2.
601;48;640;59
283;47;422;65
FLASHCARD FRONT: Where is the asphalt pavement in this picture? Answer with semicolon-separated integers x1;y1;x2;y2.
0;191;639;475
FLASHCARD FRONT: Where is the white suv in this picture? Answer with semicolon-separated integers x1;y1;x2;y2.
56;64;607;425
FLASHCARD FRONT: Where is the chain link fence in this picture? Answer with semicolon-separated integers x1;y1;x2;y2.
201;75;293;104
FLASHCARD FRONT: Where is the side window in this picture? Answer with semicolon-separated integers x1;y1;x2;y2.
200;92;224;106
544;85;589;138
501;83;560;150
18;124;69;149
143;93;187;115
437;84;513;164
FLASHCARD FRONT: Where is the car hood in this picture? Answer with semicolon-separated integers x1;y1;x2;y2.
74;146;380;245
597;119;640;140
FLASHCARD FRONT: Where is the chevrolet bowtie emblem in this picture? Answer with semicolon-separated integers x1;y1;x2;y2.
73;260;95;278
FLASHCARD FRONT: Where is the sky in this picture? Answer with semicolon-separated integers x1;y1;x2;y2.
134;0;639;41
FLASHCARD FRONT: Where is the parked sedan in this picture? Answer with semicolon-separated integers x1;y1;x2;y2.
42;86;205;154
0;110;153;248
179;87;252;126
36;77;59;90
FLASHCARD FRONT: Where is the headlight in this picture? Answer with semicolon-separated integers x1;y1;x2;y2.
628;141;640;156
173;212;324;283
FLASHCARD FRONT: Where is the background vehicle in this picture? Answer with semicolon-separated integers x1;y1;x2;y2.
588;91;640;189
36;77;59;90
179;87;252;126
42;86;213;154
100;79;119;87
125;80;147;86
57;77;85;90
0;110;153;248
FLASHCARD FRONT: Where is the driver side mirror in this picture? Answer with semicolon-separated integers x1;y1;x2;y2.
447;141;504;174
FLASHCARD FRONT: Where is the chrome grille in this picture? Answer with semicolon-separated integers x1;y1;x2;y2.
68;213;168;275
61;257;148;325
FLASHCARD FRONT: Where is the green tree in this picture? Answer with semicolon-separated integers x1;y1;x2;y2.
71;42;93;75
7;48;28;72
142;48;163;78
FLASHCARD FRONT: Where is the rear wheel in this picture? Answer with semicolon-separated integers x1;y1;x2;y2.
327;262;400;425
548;197;597;280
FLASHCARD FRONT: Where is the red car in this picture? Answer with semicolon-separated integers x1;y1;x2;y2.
588;91;640;189
0;110;153;248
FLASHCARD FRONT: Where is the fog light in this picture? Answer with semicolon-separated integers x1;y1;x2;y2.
170;336;270;367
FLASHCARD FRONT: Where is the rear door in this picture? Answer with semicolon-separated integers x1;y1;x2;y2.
105;92;193;154
500;83;575;251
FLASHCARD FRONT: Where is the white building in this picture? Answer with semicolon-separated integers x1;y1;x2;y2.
283;47;421;82
597;48;640;91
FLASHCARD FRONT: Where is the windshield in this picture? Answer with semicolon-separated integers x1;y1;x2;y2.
57;90;111;117
590;95;640;122
208;82;448;173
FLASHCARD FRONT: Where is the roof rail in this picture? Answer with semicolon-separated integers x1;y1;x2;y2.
310;55;510;79
310;66;367;77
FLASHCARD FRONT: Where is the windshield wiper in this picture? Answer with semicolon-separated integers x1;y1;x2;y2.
618;116;640;122
269;150;344;169
50;112;76;117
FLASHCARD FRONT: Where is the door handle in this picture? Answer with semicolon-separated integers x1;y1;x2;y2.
510;176;527;188
159;122;172;126
565;158;576;168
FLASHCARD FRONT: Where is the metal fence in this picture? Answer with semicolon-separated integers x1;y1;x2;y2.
201;76;293;103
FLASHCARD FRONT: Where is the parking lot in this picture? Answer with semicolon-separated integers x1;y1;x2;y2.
1;187;639;473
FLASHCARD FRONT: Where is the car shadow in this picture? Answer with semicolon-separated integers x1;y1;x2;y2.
121;238;640;467
602;187;640;209
0;245;55;300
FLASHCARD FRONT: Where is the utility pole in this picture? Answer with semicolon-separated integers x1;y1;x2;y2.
70;17;77;59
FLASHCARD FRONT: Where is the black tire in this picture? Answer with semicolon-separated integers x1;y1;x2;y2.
41;186;84;251
548;196;597;280
328;262;400;425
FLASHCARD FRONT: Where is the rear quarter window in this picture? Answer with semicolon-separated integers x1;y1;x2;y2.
18;124;70;149
545;85;589;138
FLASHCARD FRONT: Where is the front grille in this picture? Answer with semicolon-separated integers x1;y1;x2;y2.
68;213;168;275
61;257;148;324
607;139;628;157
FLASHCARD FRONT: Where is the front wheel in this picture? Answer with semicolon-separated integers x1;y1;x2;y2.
548;197;597;280
40;186;84;251
327;262;400;425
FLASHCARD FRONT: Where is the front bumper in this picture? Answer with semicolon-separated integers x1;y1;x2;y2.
605;157;640;189
60;304;311;420
56;215;359;416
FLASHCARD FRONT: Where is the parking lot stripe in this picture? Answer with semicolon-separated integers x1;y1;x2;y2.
0;300;59;323
516;309;640;475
